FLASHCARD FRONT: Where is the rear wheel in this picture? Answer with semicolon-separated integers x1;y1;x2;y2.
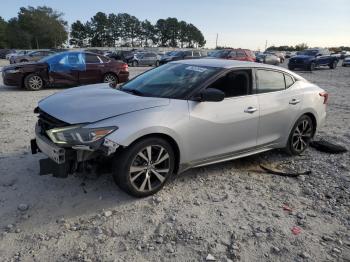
24;73;44;91
329;60;337;69
155;60;160;67
103;73;118;84
113;137;175;197
286;115;314;155
132;60;138;67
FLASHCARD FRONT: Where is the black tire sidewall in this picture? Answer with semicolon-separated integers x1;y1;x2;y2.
286;115;314;155
113;137;175;197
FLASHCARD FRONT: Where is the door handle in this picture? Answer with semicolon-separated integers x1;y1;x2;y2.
289;99;301;105
244;107;258;114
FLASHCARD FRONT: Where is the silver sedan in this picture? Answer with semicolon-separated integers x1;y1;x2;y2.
32;59;327;197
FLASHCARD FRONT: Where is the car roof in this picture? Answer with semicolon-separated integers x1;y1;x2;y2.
171;58;305;79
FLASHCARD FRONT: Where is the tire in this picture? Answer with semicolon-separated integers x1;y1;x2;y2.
24;73;45;91
132;60;138;67
288;65;295;71
155;60;160;67
113;137;175;197
330;60;337;69
20;59;29;63
309;62;316;71
286;115;314;155
103;73;118;84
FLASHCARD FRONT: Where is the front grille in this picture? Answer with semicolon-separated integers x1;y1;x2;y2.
37;109;68;137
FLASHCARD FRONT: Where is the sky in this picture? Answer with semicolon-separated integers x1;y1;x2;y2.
1;0;349;50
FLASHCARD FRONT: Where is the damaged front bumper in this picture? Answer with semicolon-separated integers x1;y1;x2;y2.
31;124;119;178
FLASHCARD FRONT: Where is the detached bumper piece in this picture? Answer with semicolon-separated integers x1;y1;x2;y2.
39;158;72;178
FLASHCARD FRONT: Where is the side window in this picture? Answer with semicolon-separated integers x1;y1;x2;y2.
207;70;251;98
284;74;295;88
99;56;110;63
229;51;237;57
257;70;285;93
85;53;101;63
184;51;192;57
237;50;246;57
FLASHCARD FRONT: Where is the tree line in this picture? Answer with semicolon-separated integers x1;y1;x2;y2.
0;6;68;49
70;12;206;48
0;6;206;49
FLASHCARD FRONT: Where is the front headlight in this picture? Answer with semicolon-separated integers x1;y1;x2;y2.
46;125;118;145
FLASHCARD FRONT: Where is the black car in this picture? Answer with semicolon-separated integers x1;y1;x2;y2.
288;48;339;71
107;50;138;64
0;49;16;59
159;50;203;65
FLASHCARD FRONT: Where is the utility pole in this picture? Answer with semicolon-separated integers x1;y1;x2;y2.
215;33;218;49
264;40;268;51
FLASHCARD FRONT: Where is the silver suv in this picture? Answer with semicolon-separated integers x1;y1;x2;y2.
131;52;159;67
31;59;327;197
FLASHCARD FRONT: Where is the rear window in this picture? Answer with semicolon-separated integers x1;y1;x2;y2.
85;54;100;63
99;56;110;63
284;74;295;88
257;70;285;93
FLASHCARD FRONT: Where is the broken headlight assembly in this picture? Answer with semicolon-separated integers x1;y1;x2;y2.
46;125;118;145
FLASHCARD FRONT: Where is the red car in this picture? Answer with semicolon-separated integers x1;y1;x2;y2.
209;49;256;62
2;51;129;91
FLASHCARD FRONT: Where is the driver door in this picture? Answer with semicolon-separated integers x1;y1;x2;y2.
49;53;82;86
185;69;259;163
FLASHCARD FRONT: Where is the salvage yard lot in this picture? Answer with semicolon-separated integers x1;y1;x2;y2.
0;60;349;261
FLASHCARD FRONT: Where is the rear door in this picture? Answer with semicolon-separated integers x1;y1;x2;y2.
79;53;103;84
256;69;302;146
317;49;332;65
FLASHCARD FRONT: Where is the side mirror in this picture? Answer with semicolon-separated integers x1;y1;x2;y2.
198;88;225;102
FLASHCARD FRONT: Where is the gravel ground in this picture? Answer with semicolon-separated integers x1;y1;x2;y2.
0;59;349;262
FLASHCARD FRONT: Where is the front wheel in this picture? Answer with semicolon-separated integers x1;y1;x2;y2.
286;115;314;155
24;73;45;91
330;60;337;69
288;65;295;70
113;137;175;197
132;60;138;67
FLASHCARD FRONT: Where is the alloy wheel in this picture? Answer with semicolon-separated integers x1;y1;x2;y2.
28;76;43;90
103;74;117;84
291;119;313;153
129;145;170;193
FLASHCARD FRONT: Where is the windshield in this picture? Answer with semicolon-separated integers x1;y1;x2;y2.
209;50;231;58
39;52;62;63
120;63;221;99
300;50;318;56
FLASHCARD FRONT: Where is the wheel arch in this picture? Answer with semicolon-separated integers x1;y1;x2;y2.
120;133;181;174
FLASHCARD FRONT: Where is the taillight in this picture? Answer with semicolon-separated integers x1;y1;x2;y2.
121;63;128;72
319;92;328;104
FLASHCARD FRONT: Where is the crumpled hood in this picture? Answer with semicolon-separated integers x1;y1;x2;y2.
38;84;170;124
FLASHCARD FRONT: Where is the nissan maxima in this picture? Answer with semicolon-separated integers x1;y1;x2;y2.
31;59;327;197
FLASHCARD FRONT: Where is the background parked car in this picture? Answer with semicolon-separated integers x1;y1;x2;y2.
264;51;285;63
131;52;159;67
342;56;350;67
12;50;56;63
256;53;280;65
288;48;339;71
340;51;350;59
5;50;18;60
285;51;296;58
208;49;256;62
106;50;137;64
9;50;30;64
159;50;204;65
2;51;129;90
0;49;16;59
